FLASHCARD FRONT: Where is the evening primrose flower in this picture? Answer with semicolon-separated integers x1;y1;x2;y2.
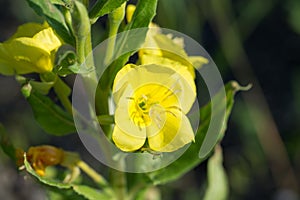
126;4;208;79
112;63;196;152
0;23;62;75
139;32;209;79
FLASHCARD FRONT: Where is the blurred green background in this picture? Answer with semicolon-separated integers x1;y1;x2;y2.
0;0;300;199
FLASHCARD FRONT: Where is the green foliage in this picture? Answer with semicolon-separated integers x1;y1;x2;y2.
73;185;113;200
21;84;76;135
203;145;228;200
16;75;55;95
147;81;247;185
89;0;128;23
0;0;248;199
54;51;80;76
103;0;158;89
24;155;112;200
70;1;91;40
96;0;158;125
26;0;75;44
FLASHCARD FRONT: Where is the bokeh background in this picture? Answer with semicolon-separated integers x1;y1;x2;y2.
0;0;300;199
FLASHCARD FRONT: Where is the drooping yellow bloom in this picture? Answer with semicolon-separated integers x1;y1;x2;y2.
112;63;196;152
0;23;62;75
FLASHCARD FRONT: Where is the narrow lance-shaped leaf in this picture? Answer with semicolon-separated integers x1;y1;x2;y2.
21;83;76;136
26;0;74;45
89;0;128;23
147;81;249;185
103;0;158;89
203;145;229;200
73;185;113;200
24;155;113;200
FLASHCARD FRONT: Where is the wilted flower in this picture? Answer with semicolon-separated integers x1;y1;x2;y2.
19;145;65;176
112;63;196;152
16;145;107;184
0;23;62;75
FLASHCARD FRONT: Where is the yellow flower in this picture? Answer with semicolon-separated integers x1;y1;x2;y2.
125;4;208;79
112;63;196;152
0;23;62;75
140;32;209;79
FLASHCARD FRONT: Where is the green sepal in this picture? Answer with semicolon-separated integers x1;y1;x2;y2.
16;75;55;95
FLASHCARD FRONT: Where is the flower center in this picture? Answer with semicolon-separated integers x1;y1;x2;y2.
129;93;153;127
128;83;179;129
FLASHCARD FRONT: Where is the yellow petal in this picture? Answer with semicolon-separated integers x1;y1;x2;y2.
0;23;61;75
33;28;62;52
140;54;196;97
112;126;146;152
0;44;15;75
9;22;49;40
114;104;147;138
148;108;194;152
126;4;136;23
113;64;196;113
189;56;209;69
0;39;52;75
7;38;52;72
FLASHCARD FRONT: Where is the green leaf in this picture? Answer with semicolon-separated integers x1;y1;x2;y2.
24;155;72;189
26;0;74;45
30;81;55;95
89;0;128;23
47;188;87;200
124;0;157;31
24;155;113;200
147;81;249;185
21;84;76;136
73;185;113;200
203;145;229;200
103;0;158;88
0;124;16;161
24;156;84;200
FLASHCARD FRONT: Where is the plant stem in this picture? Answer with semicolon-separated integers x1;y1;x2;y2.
53;77;73;114
77;160;108;187
105;3;126;66
110;169;127;200
76;36;86;64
